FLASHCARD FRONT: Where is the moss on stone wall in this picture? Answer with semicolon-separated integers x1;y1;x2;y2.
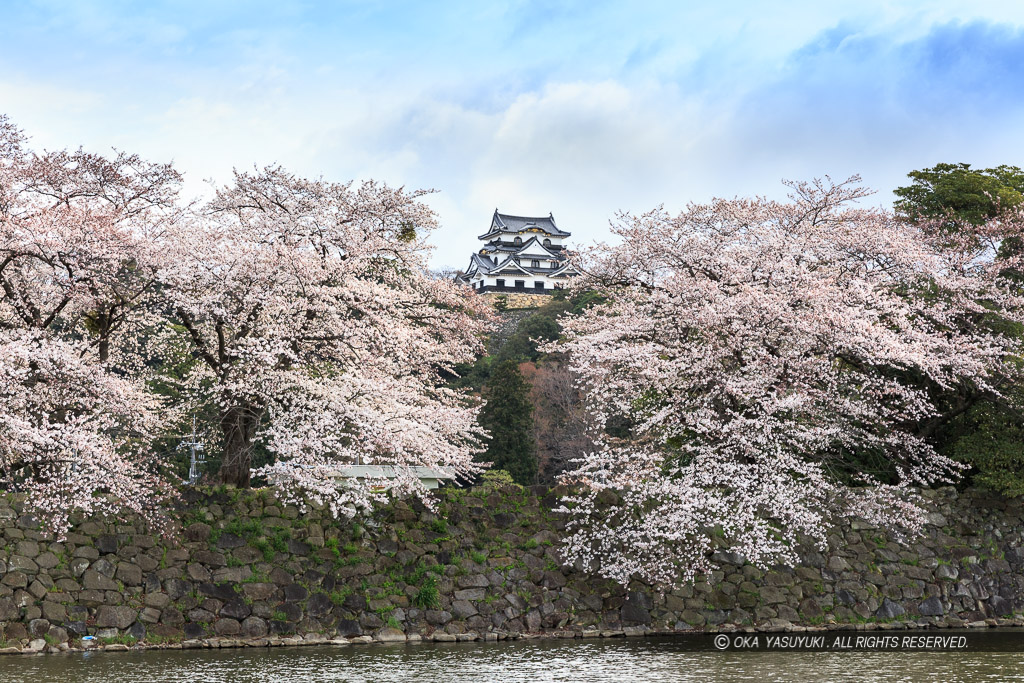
0;484;1022;654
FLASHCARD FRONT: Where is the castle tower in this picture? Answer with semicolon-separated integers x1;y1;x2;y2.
456;210;577;293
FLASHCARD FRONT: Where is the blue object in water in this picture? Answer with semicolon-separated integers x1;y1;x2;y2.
81;636;96;641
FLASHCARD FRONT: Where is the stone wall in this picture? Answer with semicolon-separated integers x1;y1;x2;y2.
483;292;549;310
0;484;1022;654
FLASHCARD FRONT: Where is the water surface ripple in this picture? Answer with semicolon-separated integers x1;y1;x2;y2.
2;636;1023;682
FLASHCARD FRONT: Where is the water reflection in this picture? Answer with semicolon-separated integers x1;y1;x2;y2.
2;636;1023;683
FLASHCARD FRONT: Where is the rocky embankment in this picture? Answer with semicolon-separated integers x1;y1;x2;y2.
0;483;1022;655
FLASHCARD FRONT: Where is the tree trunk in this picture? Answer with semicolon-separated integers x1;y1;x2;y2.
219;404;260;487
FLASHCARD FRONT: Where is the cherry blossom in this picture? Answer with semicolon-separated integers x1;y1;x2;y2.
550;177;1024;586
0;115;179;534
159;166;492;513
0;330;171;534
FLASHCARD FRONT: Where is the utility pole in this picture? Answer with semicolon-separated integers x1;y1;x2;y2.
179;415;205;485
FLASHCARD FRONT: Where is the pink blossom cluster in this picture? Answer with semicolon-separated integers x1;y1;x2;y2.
550;177;1024;586
1;115;491;534
0;115;181;534
159;166;491;514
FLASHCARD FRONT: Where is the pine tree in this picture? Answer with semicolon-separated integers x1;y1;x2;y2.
478;360;537;485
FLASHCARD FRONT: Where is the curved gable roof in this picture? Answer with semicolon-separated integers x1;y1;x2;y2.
478;209;571;239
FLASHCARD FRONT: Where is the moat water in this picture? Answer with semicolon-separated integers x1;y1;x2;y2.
2;633;1023;682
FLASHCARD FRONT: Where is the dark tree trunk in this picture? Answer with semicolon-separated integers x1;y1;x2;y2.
219;404;260;488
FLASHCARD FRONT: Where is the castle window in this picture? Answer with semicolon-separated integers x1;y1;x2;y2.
534;281;545;290
550;261;559;268
531;259;540;268
496;279;505;288
543;238;551;246
514;236;522;245
514;280;525;289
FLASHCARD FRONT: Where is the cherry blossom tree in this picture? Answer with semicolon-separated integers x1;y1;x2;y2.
160;166;491;515
550;177;1024;586
0;331;171;534
0;115;181;362
0;115;180;534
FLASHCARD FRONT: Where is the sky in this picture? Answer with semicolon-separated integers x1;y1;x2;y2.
2;1;1024;268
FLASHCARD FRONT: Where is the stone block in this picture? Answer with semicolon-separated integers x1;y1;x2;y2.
375;627;406;642
96;606;138;629
187;564;212;582
306;592;333;618
91;558;116;578
198;582;238;601
456;574;489;589
7;555;39;574
425;610;452;625
187;608;215;623
221;598;251;620
82;569;119;591
243;582;277;602
96;535;119;554
15;540;40;558
139;607;162;624
242;616;269;638
875;598;905;620
214;618;241;636
919;597;944;616
451;600;478;619
283;584;309;602
116;563;143;586
144;592;171;609
454;588;486;601
191;550;227;567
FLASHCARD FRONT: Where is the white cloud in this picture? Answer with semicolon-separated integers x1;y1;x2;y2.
4;4;1024;270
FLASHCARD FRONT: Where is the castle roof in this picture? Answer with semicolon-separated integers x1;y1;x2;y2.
482;235;564;258
477;210;571;240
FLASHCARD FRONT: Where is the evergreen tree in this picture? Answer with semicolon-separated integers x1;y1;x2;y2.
478;360;537;485
895;163;1024;497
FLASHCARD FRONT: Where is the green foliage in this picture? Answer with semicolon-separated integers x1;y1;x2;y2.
480;469;519;490
210;517;263;544
895;163;1024;228
478;360;537;485
428;518;448;534
397;220;417;243
252;528;291;562
943;391;1024;498
894;162;1024;276
495;311;563;364
893;163;1024;495
411;572;440;609
242;570;269;584
329;587;353;605
448;289;599;391
99;634;137;646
